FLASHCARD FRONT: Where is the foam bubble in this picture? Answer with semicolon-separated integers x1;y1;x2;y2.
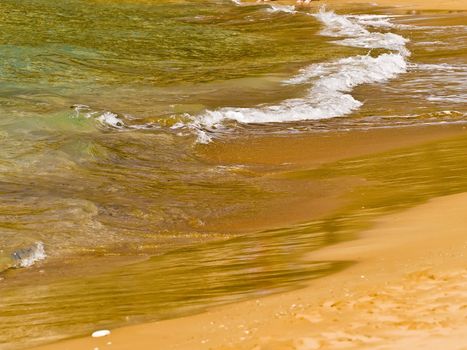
336;32;409;56
11;242;47;268
313;9;410;56
96;112;125;129
267;5;297;14
346;14;399;29
313;8;369;37
230;0;296;14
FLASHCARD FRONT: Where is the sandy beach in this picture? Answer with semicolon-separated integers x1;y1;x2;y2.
30;191;467;350
2;0;465;348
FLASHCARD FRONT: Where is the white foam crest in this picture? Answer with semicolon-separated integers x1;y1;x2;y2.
191;127;214;144
11;242;47;268
193;53;406;140
346;14;398;29
313;8;410;56
96;112;125;129
229;0;296;14
284;64;332;85
267;5;297;14
336;32;409;56
186;9;410;143
72;105;125;129
313;9;369;37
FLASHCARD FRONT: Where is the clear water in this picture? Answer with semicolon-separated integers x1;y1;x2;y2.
0;0;466;348
0;0;339;264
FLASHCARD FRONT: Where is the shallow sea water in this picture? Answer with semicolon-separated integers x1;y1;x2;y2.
0;0;466;348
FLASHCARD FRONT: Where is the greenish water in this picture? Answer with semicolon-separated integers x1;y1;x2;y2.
0;0;466;348
0;0;344;117
0;0;340;267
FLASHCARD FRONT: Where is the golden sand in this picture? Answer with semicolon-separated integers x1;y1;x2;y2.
30;191;467;350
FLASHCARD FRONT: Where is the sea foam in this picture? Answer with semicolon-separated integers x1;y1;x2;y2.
96;111;125;129
312;9;410;56
230;0;296;14
72;6;411;142
10;242;47;268
189;7;410;142
267;5;297;14
195;54;406;126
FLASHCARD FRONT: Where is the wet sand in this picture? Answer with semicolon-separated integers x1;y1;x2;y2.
200;124;467;168
199;124;467;233
253;0;467;11
327;0;467;11
30;191;467;350
27;120;467;350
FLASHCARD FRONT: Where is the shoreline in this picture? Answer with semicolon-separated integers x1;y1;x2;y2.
4;122;465;350
325;0;467;11
14;0;467;349
248;0;467;11
30;191;467;350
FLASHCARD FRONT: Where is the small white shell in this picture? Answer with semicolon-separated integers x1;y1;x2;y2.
91;330;111;338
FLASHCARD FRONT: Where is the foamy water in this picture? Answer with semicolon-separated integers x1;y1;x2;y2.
0;242;47;272
70;2;465;142
187;7;410;142
12;242;47;268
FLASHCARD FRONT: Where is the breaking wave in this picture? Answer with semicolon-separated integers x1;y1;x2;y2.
77;4;415;144
188;6;410;143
